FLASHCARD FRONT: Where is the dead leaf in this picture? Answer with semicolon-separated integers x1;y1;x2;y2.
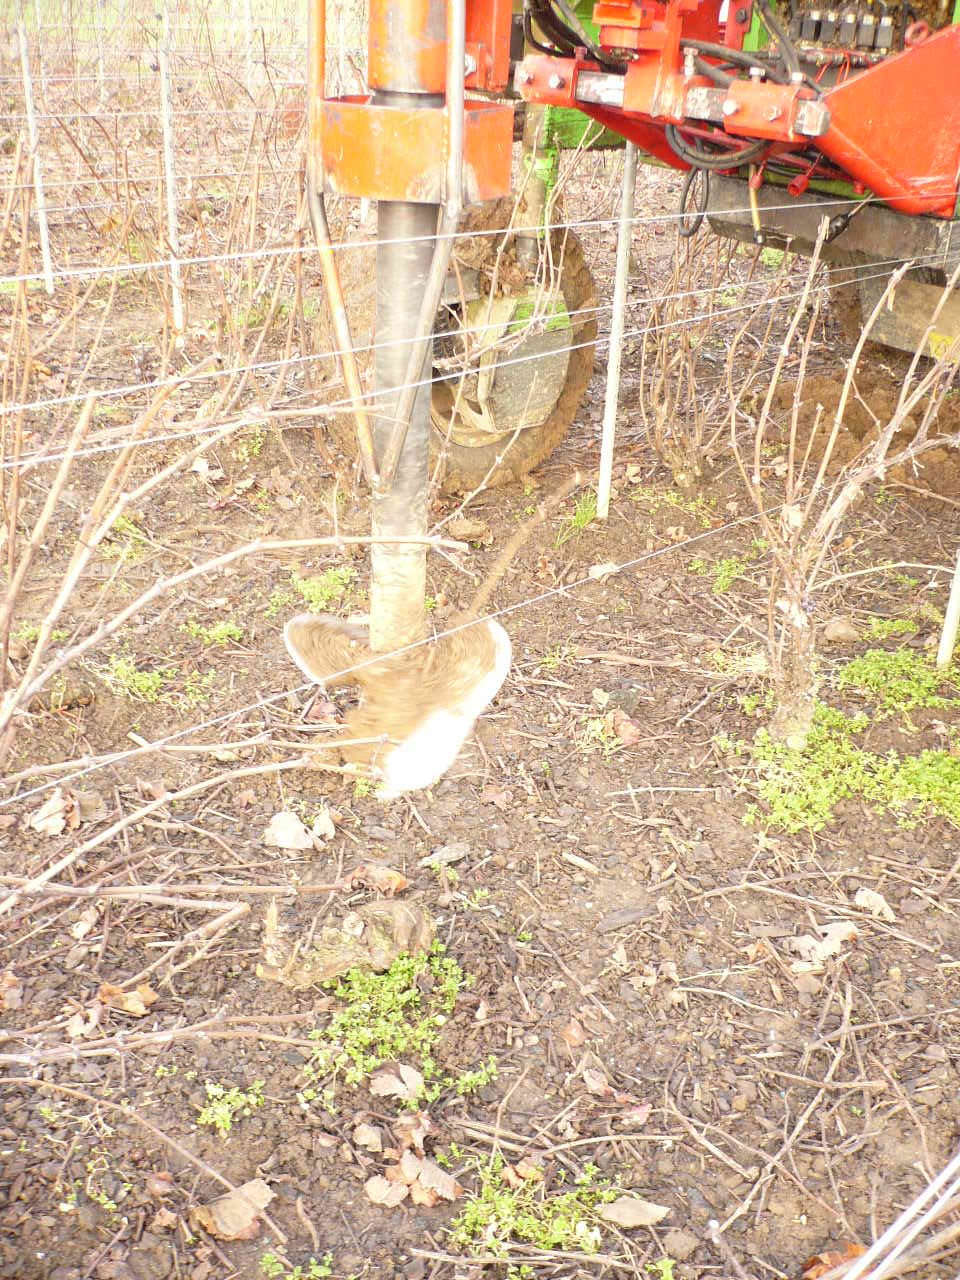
618;1102;652;1127
588;562;620;581
447;516;491;545
145;1171;175;1198
787;921;858;972
69;905;100;941
28;788;73;836
600;1195;670;1229
364;1174;409;1207
610;706;643;748
394;1111;431;1152
560;1017;587;1049
854;887;896;922
98;982;159;1017
416;1157;463;1201
311;804;336;843
0;970;23;1011
802;1242;867;1279
478;784;510;810
148;1206;179;1231
353;1123;383;1153
397;1150;422;1184
136;778;169;802
262;810;314;851
409;1180;439;1207
581;1067;612;1097
235;788;257;809
65;1004;101;1038
349;863;408;895
190;1178;274;1240
824;617;860;645
369;1063;424;1103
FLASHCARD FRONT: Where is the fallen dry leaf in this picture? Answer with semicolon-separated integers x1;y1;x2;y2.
409;1180;439;1207
416;1157;463;1201
235;788;257;809
447;516;491;545
311;804;336;843
98;982;159;1017
823;617;861;645
353;1123;383;1153
393;1111;431;1152
609;706;643;747
787;921;858;972
145;1171;175;1199
369;1064;424;1103
581;1066;613;1097
560;1017;588;1049
801;1242;867;1279
69;905;100;941
0;970;23;1011
262;810;314;851
65;1005;101;1039
618;1102;652;1127
364;1174;409;1207
349;863;408;895
588;561;620;581
27;788;74;836
190;1178;274;1240
148;1206;179;1231
478;784;510;810
854;887;896;922
600;1195;670;1229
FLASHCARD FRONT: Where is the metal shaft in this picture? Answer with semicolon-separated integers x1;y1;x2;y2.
597;140;637;520
369;198;439;652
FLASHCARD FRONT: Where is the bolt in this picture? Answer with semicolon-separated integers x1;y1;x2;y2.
767;105;783;120
548;73;566;89
790;70;804;83
464;52;477;76
521;70;534;84
722;98;738;116
749;65;763;79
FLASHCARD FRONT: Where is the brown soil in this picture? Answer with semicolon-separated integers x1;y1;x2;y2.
2;85;960;1280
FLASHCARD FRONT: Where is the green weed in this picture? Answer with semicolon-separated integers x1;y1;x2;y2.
294;567;356;613
867;617;916;640
301;944;469;1097
234;425;265;462
196;1080;265;1137
760;247;785;270
260;1253;334;1280
556;490;597;547
579;715;621;757
631;485;717;530
183;619;244;647
101;514;148;563
449;1155;616;1258
102;653;171;702
13;622;69;645
837;647;960;718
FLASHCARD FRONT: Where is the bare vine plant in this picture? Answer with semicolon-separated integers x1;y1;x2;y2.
727;235;960;746
640;230;746;491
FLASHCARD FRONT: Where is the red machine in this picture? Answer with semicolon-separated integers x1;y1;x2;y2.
305;0;960;651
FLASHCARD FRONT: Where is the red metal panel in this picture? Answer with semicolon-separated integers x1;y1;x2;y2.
322;97;513;202
819;25;960;218
465;0;512;91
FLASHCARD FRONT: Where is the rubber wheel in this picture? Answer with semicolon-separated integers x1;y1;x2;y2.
327;200;597;493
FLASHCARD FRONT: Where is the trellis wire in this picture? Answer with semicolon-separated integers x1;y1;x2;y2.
2;243;955;458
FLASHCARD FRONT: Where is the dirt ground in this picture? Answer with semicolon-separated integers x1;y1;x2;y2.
2;115;960;1280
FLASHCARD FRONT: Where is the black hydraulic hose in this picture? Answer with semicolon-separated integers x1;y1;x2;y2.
678;166;710;238
754;0;822;92
523;9;570;56
665;123;769;170
528;0;578;55
680;38;790;84
693;55;734;87
549;0;626;69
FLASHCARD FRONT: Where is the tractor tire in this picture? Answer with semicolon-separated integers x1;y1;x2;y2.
326;200;597;493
